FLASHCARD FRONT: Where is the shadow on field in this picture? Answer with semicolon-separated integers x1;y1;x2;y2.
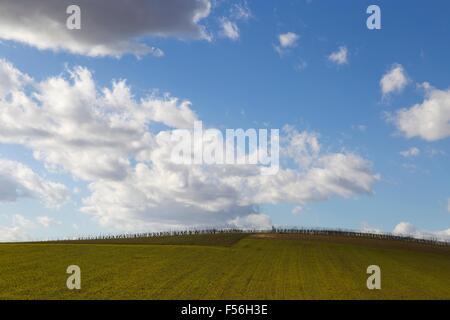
38;233;251;247
251;233;450;255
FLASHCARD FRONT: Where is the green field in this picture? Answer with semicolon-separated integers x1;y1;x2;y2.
1;233;449;300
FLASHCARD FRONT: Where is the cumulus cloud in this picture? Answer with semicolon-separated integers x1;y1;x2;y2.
278;32;299;48
0;158;69;207
400;147;420;158
0;59;198;181
0;59;32;97
220;18;240;41
393;221;416;235
360;222;382;234
0;0;212;57
393;221;450;242
227;213;272;230
0;59;379;232
275;32;299;55
390;84;450;141
380;64;409;97
81;126;379;231
328;46;348;65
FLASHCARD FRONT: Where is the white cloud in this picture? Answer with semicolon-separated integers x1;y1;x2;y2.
0;214;35;242
227;213;272;230
292;206;303;215
279;32;299;48
0;0;212;57
390;84;450;141
361;222;382;234
0;158;69;207
393;221;416;235
218;2;253;42
328;46;348;65
0;59;31;97
230;2;253;21
400;147;420;158
380;64;409;96
220;18;240;41
0;59;379;232
81;127;379;231
0;59;198;181
393;221;450;242
0;214;63;241
37;216;61;228
275;32;299;55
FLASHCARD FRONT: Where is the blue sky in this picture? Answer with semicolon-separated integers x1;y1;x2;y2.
0;0;449;241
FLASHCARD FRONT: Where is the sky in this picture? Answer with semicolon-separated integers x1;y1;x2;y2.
0;0;449;242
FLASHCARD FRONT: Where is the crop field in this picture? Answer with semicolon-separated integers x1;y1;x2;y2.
0;233;449;300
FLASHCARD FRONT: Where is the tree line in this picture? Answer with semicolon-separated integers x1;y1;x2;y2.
46;226;450;247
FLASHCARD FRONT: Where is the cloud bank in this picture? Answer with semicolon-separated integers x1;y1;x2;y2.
0;59;379;232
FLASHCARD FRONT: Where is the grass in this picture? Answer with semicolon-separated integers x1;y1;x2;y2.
0;233;449;300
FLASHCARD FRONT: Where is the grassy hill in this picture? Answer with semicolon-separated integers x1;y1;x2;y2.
0;232;449;300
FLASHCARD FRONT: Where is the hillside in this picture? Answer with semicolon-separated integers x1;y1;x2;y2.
0;233;449;299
